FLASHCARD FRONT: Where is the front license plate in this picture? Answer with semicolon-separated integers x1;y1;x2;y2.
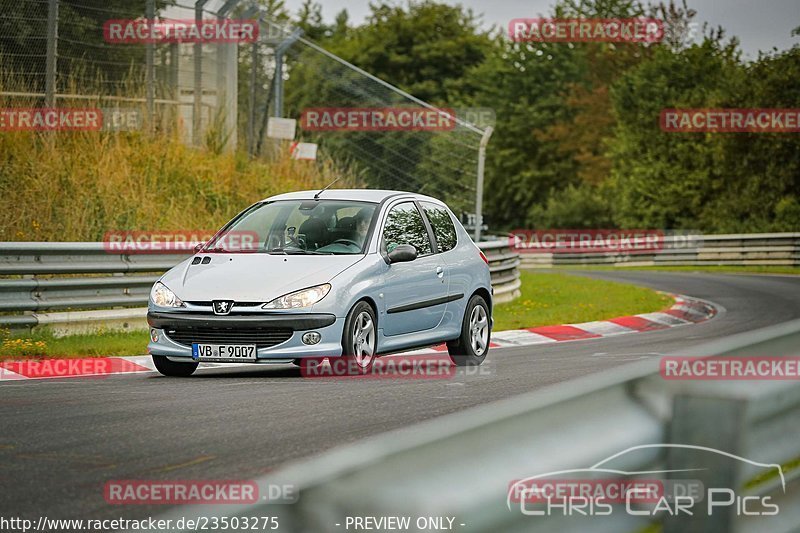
191;343;257;362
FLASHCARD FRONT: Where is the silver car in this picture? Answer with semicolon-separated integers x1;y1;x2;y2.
147;189;492;376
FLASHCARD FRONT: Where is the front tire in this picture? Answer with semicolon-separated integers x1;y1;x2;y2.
447;294;490;366
152;355;198;377
341;301;377;374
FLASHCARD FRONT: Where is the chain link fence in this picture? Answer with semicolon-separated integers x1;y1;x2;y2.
268;16;493;216
0;0;239;142
0;0;492;234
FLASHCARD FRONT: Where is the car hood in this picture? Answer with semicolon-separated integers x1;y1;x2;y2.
160;253;362;302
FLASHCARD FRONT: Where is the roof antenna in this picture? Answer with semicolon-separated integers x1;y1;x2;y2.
314;176;343;200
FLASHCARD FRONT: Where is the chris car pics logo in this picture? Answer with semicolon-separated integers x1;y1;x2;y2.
507;444;783;518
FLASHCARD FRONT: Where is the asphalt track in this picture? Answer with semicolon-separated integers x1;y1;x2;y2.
2;271;800;522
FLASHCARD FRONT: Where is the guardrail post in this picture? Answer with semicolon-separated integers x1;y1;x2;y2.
667;394;747;533
477;240;521;303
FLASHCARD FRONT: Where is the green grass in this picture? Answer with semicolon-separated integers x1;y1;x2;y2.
492;271;672;332
0;329;148;360
1;272;671;359
548;265;800;275
0;101;357;242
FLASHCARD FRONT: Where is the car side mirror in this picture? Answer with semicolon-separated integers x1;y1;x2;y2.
193;242;205;253
387;244;417;264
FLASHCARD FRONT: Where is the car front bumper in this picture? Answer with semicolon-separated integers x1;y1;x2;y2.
147;311;345;362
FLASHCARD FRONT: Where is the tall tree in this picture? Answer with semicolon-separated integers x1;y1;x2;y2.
607;36;742;229
470;0;658;228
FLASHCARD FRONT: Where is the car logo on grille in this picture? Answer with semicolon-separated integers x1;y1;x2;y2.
212;300;234;315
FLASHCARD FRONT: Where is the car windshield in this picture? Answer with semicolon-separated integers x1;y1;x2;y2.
204;199;378;255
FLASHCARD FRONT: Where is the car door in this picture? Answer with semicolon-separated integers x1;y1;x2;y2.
419;200;466;319
380;201;448;336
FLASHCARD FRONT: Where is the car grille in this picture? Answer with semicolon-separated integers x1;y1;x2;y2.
184;301;263;308
164;327;293;348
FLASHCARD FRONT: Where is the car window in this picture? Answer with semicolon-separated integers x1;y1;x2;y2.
382;202;433;255
420;201;457;252
218;202;286;251
208;200;377;254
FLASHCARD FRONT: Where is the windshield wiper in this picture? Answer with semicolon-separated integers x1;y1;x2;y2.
268;247;309;255
268;248;335;255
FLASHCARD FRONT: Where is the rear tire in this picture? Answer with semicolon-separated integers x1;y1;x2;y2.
447;294;490;366
152;355;198;377
340;301;377;374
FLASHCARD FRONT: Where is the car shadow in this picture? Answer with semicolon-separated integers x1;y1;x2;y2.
156;364;303;379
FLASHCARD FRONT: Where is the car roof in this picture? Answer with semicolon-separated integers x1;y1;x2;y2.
262;188;444;204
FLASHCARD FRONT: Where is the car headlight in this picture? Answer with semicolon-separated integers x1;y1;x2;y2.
150;282;185;308
262;284;331;309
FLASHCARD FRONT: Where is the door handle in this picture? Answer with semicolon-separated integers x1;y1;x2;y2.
435;266;444;278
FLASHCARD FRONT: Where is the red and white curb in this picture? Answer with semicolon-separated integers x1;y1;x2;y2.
0;294;717;381
0;356;232;381
404;293;717;352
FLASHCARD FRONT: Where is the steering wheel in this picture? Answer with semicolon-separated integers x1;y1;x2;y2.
331;239;361;248
286;235;302;248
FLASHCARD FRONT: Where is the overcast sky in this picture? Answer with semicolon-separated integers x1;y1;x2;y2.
280;0;799;58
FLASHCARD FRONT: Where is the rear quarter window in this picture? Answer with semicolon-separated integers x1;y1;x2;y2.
421;201;458;252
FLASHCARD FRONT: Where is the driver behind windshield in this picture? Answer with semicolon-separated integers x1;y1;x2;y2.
316;207;373;254
352;209;371;247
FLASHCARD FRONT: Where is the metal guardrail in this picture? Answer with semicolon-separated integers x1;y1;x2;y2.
0;240;520;329
0;242;187;329
518;232;800;268
478;239;521;304
166;319;800;533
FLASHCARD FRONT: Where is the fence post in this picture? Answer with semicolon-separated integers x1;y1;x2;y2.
474;126;493;242
272;29;303;120
216;0;241;151
193;0;209;146
169;43;179;131
45;0;58;107
247;37;258;155
145;0;155;130
272;49;282;119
